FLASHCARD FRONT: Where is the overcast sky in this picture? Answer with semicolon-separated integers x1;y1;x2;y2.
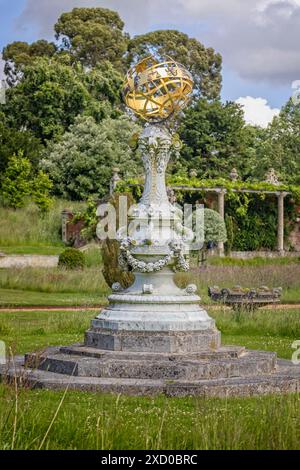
1;0;299;126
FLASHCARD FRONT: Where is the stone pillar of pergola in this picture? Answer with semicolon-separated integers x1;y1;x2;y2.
217;189;226;256
277;191;288;254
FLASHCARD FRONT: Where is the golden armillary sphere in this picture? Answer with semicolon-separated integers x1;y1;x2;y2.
123;56;194;122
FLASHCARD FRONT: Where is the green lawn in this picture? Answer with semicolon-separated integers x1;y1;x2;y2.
0;310;94;353
0;307;299;358
0;265;108;307
0;289;105;307
0;245;63;255
0;308;299;450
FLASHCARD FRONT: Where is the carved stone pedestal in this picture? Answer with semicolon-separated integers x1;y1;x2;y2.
85;124;218;354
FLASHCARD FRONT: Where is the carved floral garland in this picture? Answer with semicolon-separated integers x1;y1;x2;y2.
118;238;189;273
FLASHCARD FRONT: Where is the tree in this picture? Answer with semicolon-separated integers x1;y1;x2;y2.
42;115;141;200
0;113;42;173
79;61;124;121
128;30;222;99
31;169;53;212
178;98;256;179
188;208;227;264
0;153;52;210
3;59;90;141
54;7;128;70
2;40;56;86
253;98;300;184
2;58;124;142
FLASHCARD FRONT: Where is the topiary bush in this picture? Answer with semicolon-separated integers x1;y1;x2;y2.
58;248;86;270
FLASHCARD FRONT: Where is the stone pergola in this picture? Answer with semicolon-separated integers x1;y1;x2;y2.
116;167;292;256
169;185;289;255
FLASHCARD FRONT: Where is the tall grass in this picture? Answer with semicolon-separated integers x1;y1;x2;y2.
0;310;95;354
0;200;85;247
0;384;299;450
209;256;300;266
0;261;299;306
176;263;300;303
211;308;300;338
0;308;299;450
0;267;107;294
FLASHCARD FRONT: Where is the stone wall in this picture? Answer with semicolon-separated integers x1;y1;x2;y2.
288;216;300;252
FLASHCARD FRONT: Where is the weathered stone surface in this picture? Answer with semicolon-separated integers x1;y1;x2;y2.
84;328;221;353
1;355;299;398
60;344;246;360
24;348;276;381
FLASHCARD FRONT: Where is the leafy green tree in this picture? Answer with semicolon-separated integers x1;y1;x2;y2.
2;40;56;86
31;170;53;212
2;58;124;142
128;30;222;99
253;98;300;184
79;62;124;121
54;7;128;70
0;153;31;208
0;153;52;210
42;115;141;200
178;98;256;178
3;59;90;141
0;113;42;172
189;208;227;247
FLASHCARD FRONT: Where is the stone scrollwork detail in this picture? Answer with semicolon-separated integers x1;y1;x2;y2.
170;240;190;272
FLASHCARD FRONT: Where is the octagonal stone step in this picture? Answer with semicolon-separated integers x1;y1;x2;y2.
60;344;246;360
2;359;300;398
24;349;277;381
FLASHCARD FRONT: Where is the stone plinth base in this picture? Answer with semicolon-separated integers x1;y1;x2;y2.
2;344;300;398
84;328;221;353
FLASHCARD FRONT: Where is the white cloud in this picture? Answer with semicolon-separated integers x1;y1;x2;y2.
236;96;280;127
11;0;300;85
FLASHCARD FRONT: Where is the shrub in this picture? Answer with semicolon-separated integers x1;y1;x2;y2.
102;239;134;289
0;152;53;211
102;193;135;289
58;248;85;270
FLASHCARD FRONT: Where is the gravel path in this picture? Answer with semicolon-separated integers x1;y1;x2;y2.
0;254;58;268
